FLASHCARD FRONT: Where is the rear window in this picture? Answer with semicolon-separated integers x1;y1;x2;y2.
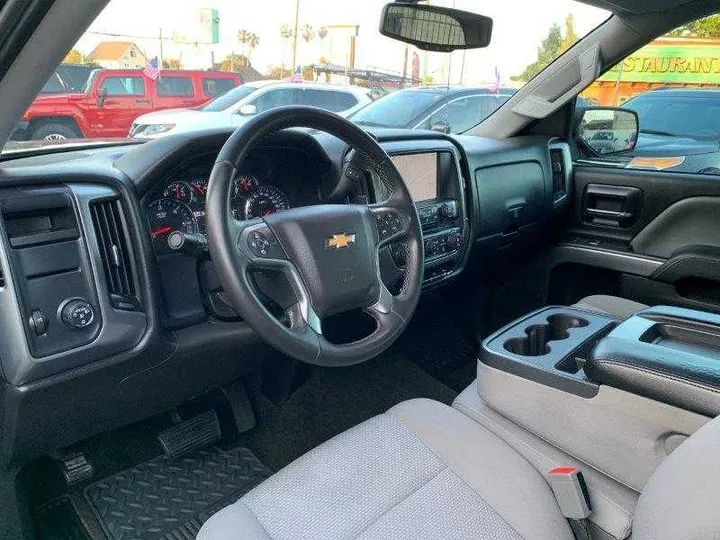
157;76;194;97
202;77;236;98
99;76;144;96
300;89;358;112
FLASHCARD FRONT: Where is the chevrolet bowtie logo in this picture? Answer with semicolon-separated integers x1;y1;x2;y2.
326;233;356;250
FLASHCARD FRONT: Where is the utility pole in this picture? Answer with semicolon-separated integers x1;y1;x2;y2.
402;44;409;87
158;28;164;66
291;0;300;72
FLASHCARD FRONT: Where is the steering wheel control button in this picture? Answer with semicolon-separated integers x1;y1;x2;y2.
60;299;95;330
374;210;403;241
246;228;284;259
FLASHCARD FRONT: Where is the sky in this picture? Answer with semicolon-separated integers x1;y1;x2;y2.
76;0;610;86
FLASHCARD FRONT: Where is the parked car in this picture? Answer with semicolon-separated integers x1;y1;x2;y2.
14;69;241;140
130;80;373;139
349;85;516;133
578;88;720;174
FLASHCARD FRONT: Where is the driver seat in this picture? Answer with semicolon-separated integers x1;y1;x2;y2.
198;399;575;539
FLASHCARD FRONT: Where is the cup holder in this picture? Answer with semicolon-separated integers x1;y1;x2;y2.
503;313;589;357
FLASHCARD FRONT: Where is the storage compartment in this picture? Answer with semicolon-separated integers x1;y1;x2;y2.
482;306;614;397
586;306;720;416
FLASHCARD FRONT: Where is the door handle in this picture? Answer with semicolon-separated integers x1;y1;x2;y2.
135;99;151;104
583;184;642;228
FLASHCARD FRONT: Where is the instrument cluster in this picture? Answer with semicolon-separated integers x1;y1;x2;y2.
147;174;291;253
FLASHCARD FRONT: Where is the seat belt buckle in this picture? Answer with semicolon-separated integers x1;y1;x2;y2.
547;467;592;519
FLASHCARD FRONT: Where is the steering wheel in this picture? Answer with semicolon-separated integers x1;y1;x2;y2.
205;106;424;366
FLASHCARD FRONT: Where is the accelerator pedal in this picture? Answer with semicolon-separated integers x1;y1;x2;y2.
159;410;221;459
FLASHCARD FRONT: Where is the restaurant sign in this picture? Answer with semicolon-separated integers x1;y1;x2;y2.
599;43;720;84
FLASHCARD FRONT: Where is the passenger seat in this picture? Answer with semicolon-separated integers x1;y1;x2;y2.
572;295;647;319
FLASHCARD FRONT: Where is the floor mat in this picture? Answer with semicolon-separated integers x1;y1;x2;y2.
83;446;271;540
245;354;457;471
397;300;478;392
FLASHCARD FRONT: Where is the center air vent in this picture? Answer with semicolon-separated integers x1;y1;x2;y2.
550;147;568;201
90;199;140;311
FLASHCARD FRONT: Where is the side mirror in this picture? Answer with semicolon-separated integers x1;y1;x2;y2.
430;122;451;134
576;107;638;156
379;3;492;52
96;87;108;108
238;104;257;116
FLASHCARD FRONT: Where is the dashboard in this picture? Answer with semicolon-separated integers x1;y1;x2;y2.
0;126;571;469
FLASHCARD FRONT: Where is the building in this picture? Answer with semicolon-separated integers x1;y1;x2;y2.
87;41;146;69
584;37;720;106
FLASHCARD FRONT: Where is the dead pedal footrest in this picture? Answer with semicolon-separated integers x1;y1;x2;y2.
159;410;221;459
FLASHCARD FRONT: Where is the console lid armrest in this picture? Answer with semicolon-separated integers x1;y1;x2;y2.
585;306;720;416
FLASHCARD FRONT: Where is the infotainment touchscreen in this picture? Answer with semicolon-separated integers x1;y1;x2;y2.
390;153;437;202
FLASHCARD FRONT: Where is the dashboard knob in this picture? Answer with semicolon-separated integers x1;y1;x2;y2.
60;299;95;330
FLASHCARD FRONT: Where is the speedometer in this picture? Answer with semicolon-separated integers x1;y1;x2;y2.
148;198;198;252
244;186;291;219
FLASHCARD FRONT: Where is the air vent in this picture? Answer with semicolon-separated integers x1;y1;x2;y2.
90;199;139;311
550;148;567;199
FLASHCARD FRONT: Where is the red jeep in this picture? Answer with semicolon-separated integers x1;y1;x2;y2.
15;69;240;140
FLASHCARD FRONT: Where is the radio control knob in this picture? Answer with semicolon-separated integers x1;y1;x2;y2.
60;299;95;330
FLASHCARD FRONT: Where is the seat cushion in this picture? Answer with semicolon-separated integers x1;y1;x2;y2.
198;399;574;540
573;294;648;319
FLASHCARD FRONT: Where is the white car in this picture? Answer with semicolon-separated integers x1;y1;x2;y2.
130;80;372;139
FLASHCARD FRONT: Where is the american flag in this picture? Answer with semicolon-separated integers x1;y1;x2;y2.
289;66;303;83
144;56;161;81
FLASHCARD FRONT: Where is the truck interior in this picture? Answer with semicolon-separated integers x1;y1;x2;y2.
0;0;719;539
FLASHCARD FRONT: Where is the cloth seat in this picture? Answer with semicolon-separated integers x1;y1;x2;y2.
198;398;574;540
572;294;648;319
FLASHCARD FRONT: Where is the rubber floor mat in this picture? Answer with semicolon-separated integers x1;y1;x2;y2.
83;446;271;540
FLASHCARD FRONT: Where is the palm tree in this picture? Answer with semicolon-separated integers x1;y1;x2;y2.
280;24;294;76
301;23;315;43
247;33;260;66
238;29;251;67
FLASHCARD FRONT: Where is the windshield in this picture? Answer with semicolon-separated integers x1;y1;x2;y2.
5;0;609;150
200;84;260;112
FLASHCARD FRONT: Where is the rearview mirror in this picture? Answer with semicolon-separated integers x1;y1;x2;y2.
577;107;638;156
239;104;257;116
379;3;492;52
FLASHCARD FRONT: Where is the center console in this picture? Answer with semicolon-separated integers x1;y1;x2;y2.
372;140;469;287
474;304;715;499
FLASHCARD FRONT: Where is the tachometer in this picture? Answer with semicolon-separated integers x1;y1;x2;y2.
189;179;208;202
233;173;260;199
162;181;194;204
244;186;291;219
148;198;198;252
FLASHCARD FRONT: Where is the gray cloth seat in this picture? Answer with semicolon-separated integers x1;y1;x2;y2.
198;398;574;540
572;294;648;319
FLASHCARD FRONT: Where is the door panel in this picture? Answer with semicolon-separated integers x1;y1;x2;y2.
550;165;720;312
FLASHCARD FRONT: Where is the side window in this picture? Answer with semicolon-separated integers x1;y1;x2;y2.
253;89;297;113
299;89;355;112
40;73;65;94
156;77;194;97
99;76;144;96
579;12;720;174
202;77;236;98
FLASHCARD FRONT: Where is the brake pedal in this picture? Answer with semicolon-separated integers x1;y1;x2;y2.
159;410;221;459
